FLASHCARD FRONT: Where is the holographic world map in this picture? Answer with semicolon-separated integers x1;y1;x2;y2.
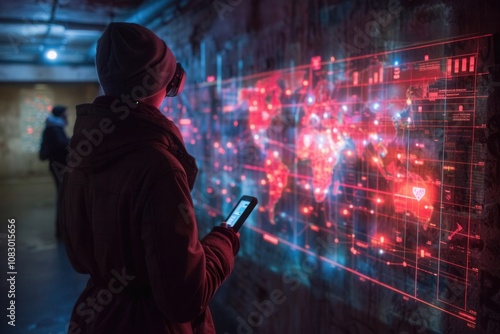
163;35;493;332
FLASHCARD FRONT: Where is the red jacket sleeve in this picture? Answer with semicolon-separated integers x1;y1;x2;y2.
141;168;239;323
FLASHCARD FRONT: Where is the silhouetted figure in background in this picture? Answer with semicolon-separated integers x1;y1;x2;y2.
59;22;240;333
39;105;69;239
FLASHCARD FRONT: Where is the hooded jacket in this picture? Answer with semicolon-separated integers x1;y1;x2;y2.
39;114;69;163
59;96;239;334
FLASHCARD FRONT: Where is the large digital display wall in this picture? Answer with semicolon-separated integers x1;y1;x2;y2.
163;35;493;332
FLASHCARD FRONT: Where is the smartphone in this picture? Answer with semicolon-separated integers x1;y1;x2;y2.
224;195;258;232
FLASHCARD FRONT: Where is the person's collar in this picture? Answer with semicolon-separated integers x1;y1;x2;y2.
46;114;66;127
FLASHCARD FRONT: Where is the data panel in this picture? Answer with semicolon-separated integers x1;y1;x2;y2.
168;35;493;332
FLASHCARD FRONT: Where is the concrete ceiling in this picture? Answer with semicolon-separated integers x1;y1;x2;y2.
0;0;186;66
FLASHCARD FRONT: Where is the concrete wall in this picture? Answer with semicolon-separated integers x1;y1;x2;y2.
156;0;499;84
0;82;99;179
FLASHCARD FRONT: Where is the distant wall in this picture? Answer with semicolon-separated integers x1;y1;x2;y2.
0;82;99;179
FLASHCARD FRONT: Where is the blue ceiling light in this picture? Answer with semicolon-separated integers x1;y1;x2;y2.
45;49;58;60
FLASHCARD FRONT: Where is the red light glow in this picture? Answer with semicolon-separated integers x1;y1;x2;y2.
263;234;279;245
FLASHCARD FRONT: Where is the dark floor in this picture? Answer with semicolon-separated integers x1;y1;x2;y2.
0;175;88;334
0;175;236;334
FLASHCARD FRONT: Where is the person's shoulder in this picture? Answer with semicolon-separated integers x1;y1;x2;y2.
139;144;185;174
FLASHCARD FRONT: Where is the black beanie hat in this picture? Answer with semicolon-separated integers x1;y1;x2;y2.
52;105;67;117
95;22;177;98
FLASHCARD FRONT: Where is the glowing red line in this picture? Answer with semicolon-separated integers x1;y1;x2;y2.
193;35;490;90
338;37;488;62
263;233;279;245
244;224;477;325
355;241;368;249
458;312;476;321
310;225;320;232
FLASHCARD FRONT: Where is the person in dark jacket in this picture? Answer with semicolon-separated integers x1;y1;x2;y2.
59;22;240;333
40;105;70;238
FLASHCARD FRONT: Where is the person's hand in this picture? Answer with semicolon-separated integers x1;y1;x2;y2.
220;222;240;237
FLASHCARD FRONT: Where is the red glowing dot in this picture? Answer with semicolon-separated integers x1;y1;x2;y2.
214;142;219;148
226;197;232;203
285;89;292;95
303;207;309;214
226;142;233;148
260;179;267;185
26;127;33;134
221;189;227;195
233;121;238;126
326;221;332;228
206;187;213;194
260;88;266;93
241;175;246;181
303;80;309;86
342;209;349;215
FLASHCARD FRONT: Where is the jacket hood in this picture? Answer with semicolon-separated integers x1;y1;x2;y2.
67;95;198;188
